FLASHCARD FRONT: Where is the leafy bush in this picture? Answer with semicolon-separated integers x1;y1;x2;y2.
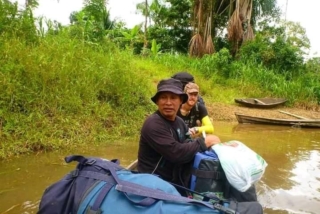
239;33;304;77
194;48;233;79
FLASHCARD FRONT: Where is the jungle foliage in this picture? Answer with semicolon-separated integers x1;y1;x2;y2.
0;0;319;159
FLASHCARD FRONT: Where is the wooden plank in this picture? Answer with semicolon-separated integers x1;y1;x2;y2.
278;110;309;120
254;99;266;105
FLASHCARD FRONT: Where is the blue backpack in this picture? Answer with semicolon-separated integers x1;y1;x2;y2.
38;155;263;214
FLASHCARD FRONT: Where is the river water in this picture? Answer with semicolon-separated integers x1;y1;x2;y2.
0;122;319;214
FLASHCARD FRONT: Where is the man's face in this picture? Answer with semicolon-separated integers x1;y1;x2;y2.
186;91;198;106
156;92;183;121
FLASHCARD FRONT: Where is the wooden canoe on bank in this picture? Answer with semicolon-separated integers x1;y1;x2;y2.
234;98;287;108
235;112;320;128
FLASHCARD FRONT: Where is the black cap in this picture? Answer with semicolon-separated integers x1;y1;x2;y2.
171;71;195;85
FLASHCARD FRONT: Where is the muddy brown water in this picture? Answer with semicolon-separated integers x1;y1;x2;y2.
0;121;319;214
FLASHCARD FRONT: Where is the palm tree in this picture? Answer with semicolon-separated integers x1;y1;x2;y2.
83;0;114;29
189;0;215;57
227;0;254;56
189;0;277;57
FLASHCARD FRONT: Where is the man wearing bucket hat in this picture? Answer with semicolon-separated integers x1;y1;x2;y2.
137;78;220;192
177;82;214;137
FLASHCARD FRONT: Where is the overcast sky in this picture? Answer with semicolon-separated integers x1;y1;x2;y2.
16;0;319;57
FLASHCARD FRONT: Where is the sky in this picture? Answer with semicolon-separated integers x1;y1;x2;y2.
16;0;319;58
277;0;319;57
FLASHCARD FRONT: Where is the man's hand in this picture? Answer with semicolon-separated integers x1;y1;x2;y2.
189;127;199;136
204;135;221;148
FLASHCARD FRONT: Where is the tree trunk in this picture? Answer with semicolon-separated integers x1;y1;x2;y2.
143;0;148;49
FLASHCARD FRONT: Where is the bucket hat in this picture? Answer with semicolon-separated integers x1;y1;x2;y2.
151;78;188;104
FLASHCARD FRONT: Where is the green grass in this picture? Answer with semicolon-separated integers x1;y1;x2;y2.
1;33;319;160
0;34;152;159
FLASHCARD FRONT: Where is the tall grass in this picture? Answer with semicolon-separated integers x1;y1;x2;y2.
0;33;153;159
232;61;318;106
146;49;319;107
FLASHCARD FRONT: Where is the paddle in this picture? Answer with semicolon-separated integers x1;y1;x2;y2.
278;110;309;120
253;99;266;105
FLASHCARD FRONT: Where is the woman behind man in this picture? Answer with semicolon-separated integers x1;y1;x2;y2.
177;82;214;137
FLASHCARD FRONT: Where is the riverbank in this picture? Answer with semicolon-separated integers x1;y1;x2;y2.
208;103;320;122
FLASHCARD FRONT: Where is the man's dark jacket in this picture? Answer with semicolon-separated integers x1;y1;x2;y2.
137;111;207;187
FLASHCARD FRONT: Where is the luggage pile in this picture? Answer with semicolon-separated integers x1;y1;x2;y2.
38;154;264;214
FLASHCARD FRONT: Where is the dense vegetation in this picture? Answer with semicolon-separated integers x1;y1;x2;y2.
0;0;319;160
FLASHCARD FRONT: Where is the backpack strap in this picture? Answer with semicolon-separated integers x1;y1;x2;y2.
191;168;224;179
160;180;224;202
65;155;89;165
86;183;114;214
65;155;120;167
195;102;200;120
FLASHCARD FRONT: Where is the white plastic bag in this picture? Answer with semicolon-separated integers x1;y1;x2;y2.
211;140;268;192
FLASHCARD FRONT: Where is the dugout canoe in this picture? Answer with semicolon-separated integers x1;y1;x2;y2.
235;112;320;128
234;98;287;108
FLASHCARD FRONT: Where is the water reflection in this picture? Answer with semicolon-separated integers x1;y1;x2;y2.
0;122;319;214
259;150;320;214
229;123;320;214
0;141;139;214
